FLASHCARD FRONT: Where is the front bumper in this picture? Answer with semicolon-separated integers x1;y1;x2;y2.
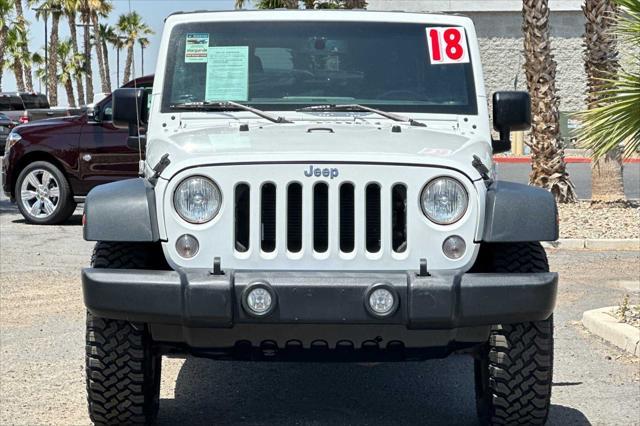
82;269;557;329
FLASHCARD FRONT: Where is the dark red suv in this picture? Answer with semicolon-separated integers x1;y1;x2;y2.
2;76;153;224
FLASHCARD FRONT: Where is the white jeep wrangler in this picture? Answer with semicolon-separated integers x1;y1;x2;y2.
81;10;558;425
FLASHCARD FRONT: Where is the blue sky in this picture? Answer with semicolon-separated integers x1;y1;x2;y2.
3;0;239;105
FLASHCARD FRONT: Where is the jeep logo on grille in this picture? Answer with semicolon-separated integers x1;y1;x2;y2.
304;165;339;179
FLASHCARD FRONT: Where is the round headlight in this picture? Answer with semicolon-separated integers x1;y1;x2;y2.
173;176;221;224
420;177;468;225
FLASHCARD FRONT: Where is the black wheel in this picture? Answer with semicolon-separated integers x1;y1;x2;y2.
473;242;554;425
15;161;76;224
86;242;165;425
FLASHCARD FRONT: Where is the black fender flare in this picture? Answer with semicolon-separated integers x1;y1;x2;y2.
83;178;159;242
482;181;558;242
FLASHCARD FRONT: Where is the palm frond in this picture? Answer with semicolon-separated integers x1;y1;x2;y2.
576;67;640;158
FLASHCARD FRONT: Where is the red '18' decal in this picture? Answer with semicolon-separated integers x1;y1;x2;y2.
427;27;469;64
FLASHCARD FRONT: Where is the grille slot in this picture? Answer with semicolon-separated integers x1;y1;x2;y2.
234;183;250;252
287;183;303;253
261;183;276;252
392;184;407;253
313;183;329;253
339;183;355;253
365;183;381;253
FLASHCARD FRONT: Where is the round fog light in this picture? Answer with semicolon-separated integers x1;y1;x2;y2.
365;284;398;317
243;283;276;316
443;235;466;259
176;234;199;258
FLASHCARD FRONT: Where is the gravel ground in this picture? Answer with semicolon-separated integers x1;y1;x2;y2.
1;198;639;425
558;201;640;239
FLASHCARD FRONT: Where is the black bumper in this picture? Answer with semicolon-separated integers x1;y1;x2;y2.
82;269;557;329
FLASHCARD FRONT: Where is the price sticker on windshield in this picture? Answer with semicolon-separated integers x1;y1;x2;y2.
426;27;469;64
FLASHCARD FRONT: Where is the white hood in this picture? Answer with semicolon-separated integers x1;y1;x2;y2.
147;121;492;181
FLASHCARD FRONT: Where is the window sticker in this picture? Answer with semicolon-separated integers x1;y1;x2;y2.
426;27;469;64
205;46;249;102
185;33;209;63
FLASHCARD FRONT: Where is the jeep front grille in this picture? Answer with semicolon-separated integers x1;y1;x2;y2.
233;180;408;258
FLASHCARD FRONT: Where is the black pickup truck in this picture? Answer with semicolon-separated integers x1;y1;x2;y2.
0;92;69;125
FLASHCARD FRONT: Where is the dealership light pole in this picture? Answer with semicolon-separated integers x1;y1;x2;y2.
33;7;52;95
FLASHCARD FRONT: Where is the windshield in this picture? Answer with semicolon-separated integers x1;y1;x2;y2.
162;21;477;115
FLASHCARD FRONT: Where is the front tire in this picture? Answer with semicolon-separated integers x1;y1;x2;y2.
15;161;76;224
86;242;164;425
473;242;554;425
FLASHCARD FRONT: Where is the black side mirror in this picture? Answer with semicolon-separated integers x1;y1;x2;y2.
492;91;531;154
112;88;148;151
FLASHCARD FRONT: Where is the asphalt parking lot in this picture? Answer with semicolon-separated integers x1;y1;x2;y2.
1;177;639;425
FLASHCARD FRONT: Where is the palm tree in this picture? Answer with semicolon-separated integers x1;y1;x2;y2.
89;0;113;93
5;27;27;92
97;23;117;90
582;0;625;202
0;0;14;91
32;0;63;106
116;11;153;84
57;39;81;106
63;0;85;105
79;0;93;103
522;0;577;203
13;0;34;91
31;51;48;92
577;0;640;163
138;36;150;76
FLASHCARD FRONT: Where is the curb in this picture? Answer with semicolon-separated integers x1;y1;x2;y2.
542;239;640;251
582;307;640;356
493;156;640;164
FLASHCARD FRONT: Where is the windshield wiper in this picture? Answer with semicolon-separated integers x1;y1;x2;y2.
169;100;292;124
297;104;426;127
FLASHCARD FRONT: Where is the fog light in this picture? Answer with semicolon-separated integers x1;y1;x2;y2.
365;284;398;317
243;283;276;316
175;234;199;258
443;235;466;259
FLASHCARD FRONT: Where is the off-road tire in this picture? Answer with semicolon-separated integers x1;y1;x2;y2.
86;242;164;425
15;161;76;224
473;242;554;425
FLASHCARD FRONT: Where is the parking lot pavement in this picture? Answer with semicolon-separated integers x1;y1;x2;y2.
1;196;639;425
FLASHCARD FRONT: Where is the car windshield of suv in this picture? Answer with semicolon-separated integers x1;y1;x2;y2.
162;21;477;114
0;95;25;111
20;94;50;109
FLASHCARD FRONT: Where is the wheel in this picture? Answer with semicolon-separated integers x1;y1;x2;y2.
86;242;164;425
15;161;76;224
473;242;554;425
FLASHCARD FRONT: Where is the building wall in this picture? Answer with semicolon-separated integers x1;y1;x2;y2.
367;1;587;113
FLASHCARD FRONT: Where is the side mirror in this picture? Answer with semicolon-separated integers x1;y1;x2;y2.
112;88;148;152
492;91;531;154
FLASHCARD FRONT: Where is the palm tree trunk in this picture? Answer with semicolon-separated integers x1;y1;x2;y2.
102;39;112;90
91;12;110;93
522;0;577;203
68;11;86;106
0;27;6;91
14;0;33;91
12;61;26;92
123;43;134;84
47;13;60;106
82;10;94;103
583;0;625;202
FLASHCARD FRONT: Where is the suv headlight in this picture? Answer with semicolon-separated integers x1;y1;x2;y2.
173;176;222;224
420;177;468;225
5;130;21;152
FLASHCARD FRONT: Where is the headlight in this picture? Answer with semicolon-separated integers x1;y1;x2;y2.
420;177;468;225
5;130;21;152
173;176;221;224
